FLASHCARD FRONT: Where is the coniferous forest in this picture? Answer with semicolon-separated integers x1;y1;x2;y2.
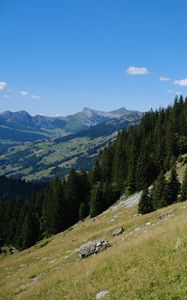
0;96;187;251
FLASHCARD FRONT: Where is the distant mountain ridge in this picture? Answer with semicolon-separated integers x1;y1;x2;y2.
0;107;143;141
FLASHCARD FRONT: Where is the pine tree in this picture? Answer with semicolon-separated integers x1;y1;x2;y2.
102;181;118;207
20;209;39;249
136;145;156;190
78;168;90;205
179;167;187;201
91;160;101;184
112;130;126;193
100;145;113;183
151;172;167;210
43;177;65;235
65;170;88;227
90;183;105;217
166;166;180;205
138;187;153;214
79;202;89;220
124;146;137;195
14;205;27;249
3;199;15;245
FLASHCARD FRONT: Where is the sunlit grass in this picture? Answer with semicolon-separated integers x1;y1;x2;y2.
1;194;187;299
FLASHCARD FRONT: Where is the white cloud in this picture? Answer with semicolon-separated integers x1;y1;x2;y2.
20;90;29;97
31;95;40;100
160;76;171;81
0;82;7;91
174;78;187;86
167;89;174;93
126;66;150;75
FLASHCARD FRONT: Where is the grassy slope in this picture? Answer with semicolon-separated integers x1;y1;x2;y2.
0;165;186;300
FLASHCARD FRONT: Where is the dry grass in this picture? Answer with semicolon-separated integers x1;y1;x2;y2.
1;195;187;300
0;164;187;299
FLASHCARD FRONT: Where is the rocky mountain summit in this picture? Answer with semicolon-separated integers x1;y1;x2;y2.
0;107;142;139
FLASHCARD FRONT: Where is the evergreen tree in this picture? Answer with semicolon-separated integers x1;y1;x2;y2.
100;145;113;183
179;167;187;201
138;187;153;214
43;177;65;235
79;202;89;220
166;166;180;205
102;181;118;207
90;183;105;217
136;145;156;190
3;199;15;245
64;170;87;226
78;168;90;205
20;208;39;249
91;160;101;184
124;127;139;195
15;205;27;249
112;130;126;193
151;172;167;210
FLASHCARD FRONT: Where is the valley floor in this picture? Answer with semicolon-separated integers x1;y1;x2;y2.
1;193;187;299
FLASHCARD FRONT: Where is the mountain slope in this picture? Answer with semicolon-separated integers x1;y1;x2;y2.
0;187;187;299
0;107;142;142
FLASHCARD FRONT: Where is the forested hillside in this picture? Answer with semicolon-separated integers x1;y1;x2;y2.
92;96;187;196
0;97;187;252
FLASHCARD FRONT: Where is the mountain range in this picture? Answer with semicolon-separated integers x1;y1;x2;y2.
0;107;142;181
0;107;142;141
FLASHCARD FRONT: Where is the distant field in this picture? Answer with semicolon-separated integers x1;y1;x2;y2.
0;134;116;181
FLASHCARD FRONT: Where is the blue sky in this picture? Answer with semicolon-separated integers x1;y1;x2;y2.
0;0;187;116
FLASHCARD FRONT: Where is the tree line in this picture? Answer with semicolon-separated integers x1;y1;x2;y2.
0;96;187;251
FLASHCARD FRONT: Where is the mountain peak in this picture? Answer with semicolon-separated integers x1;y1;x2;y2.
82;107;95;114
110;107;128;114
83;107;93;112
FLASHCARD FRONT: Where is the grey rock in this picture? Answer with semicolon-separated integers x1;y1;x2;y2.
145;222;152;226
134;226;141;232
174;239;182;250
96;291;109;299
79;239;110;258
112;227;124;236
110;192;142;211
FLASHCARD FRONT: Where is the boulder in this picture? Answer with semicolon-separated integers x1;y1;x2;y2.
96;290;109;299
112;227;124;236
145;222;152;226
79;238;110;258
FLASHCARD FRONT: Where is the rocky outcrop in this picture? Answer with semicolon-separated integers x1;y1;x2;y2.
112;227;124;236
79;239;110;258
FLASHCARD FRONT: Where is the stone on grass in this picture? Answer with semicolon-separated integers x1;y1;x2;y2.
96;290;109;299
112;227;124;236
79;239;110;258
145;222;152;226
